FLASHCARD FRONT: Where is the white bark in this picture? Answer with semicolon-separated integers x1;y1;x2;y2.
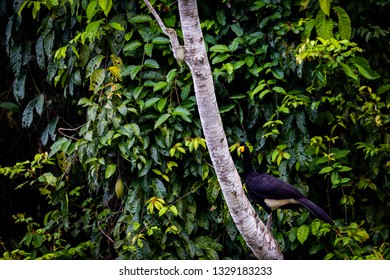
144;0;283;260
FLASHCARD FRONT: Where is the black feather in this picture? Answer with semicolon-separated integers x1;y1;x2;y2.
240;142;333;224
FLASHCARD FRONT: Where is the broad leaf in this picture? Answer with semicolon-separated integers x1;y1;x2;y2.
319;0;330;16
35;94;45;116
333;6;351;40
172;107;191;116
123;40;142;53
13;74;26;102
86;54;105;77
350;56;380;80
105;164;116;179
129;15;152;24
98;0;113;16
35;36;45;70
340;62;358;80
154;113;171;130
210;44;230;53
297;224;310;244
315;10;333;39
22;99;35;128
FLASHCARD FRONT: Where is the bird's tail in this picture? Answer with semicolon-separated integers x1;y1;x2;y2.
296;197;333;224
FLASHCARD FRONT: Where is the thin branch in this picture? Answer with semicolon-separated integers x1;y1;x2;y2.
143;0;185;61
143;0;168;35
97;221;116;244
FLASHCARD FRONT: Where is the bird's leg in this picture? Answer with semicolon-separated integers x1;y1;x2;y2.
266;212;273;230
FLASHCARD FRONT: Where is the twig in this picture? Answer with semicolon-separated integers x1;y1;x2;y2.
57;124;84;141
97;221;116;244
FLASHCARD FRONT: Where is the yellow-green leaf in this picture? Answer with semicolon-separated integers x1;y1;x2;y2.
297;224;309;244
105;164;116;179
158;206;168;216
98;0;113;16
319;0;330;16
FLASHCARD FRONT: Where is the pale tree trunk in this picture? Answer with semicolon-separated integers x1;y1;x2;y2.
144;0;283;260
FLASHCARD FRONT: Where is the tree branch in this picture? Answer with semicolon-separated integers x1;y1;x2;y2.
143;0;185;61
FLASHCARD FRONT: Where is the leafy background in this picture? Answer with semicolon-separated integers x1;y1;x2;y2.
0;0;389;259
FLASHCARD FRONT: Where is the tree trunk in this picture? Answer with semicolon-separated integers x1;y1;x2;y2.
144;0;283;260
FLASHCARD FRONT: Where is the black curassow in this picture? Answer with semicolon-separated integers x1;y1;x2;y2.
239;143;333;229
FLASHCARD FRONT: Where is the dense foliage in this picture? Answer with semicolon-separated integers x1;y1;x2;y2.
1;0;389;259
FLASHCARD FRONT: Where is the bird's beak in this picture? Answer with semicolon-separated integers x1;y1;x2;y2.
239;145;245;153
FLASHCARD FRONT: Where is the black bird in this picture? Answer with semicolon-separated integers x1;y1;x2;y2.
239;142;333;229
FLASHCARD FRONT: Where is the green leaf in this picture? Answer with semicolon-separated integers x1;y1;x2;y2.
278;106;290;114
219;104;235;113
98;0;113;16
231;23;243;36
35;36;45;70
83;20;104;44
89;69;105;91
86;0;98;21
172;107;191;116
289;227;298;242
41;116;59;145
122;65;142;80
333;6;351;40
151;178;167;198
117;104;127;116
158;206;168;216
144;43;153;57
32;233;44;248
153;81;167;92
350;56;380;80
316;10;333;39
144;97;160;109
123;40;142;53
109;22;125;31
129;15;152;24
319;166;333;174
105;164;116;179
44;31;55;59
13;74;26;102
186;213;195;235
10;44;22;76
273;86;286;94
35;94;45;116
169;205;178;216
154;113;171;130
272;68;284;79
378;84;390;95
49;137;69;157
86;54;105;77
297;224;309;244
22;99;35;128
216;9;226;26
210;44;230;53
166;69;177;83
319;0;331;16
144;59;160;69
245;55;255;67
340;62;358;80
211;53;230;64
157;98;167;112
0;102;19;112
152;36;170;44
